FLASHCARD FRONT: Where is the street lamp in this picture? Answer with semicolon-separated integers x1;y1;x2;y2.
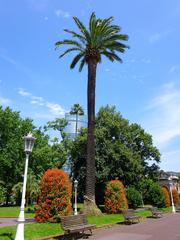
74;180;78;215
169;182;176;214
15;133;36;240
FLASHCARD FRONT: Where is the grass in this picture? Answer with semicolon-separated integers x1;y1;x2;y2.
0;206;34;218
0;223;63;240
0;207;172;240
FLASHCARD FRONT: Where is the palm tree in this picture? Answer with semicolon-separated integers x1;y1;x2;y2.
70;103;84;136
55;12;129;215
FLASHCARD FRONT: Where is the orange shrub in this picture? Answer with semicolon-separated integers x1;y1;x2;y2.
104;180;128;213
172;188;180;205
35;168;72;222
161;186;170;207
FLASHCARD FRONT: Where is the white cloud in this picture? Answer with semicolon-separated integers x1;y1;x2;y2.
18;88;31;97
17;88;67;118
0;53;17;65
0;96;11;106
145;82;180;146
161;149;180;171
46;102;66;116
149;30;173;44
149;33;161;44
55;9;71;19
169;64;180;73
141;58;151;64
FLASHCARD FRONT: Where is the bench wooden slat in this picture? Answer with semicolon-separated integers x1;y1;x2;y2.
60;214;96;236
121;209;141;224
149;207;163;218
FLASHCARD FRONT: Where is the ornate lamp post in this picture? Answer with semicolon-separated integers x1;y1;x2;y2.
169;182;176;214
74;180;78;215
15;133;36;240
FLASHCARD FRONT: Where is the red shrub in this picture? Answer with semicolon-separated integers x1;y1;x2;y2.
35;168;72;222
172;188;180;205
104;180;128;213
161;186;170;207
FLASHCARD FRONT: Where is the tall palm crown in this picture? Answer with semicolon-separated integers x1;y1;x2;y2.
70;103;84;115
55;12;129;70
55;12;129;214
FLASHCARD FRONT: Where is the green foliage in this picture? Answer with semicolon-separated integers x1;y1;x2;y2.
35;169;72;222
0;106;68;205
0;184;6;203
140;179;165;207
71;106;161;197
12;170;39;206
104;180;128;213
45;118;68;140
126;187;142;209
70;103;84;115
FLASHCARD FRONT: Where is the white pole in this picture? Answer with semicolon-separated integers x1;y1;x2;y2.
15;153;29;240
170;183;176;214
74;180;78;215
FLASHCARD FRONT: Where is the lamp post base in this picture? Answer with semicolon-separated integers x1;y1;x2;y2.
172;205;176;214
15;221;24;240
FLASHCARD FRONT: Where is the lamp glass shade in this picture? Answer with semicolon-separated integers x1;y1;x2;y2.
24;133;36;153
74;180;78;188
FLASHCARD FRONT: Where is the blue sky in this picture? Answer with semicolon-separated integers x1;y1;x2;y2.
0;0;180;171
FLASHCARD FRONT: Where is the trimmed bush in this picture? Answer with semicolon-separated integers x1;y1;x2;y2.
35;168;72;222
141;179;165;207
161;186;170;207
104;180;128;213
172;188;180;205
126;187;142;209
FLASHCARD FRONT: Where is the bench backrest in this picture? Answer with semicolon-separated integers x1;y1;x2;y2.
60;214;87;230
150;207;158;213
121;209;135;217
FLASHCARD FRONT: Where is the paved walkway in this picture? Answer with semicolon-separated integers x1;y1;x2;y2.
0;218;35;228
0;213;180;240
83;213;180;240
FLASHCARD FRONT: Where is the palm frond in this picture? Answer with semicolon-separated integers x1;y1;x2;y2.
55;39;83;49
59;48;82;58
103;34;129;42
70;53;85;69
103;42;129;53
64;29;86;44
97;17;114;36
101;51;123;63
73;16;91;44
79;58;86;72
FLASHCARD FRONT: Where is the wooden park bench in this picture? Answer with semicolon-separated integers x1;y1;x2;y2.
121;209;141;224
175;205;180;212
149;207;163;218
60;214;96;239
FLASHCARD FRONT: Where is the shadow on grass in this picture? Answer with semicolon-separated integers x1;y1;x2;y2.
0;233;14;240
52;233;91;240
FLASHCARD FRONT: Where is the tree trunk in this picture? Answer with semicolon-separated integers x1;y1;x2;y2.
75;113;78;137
81;59;101;216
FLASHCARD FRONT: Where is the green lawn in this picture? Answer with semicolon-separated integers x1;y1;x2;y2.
0;206;34;218
0;207;171;240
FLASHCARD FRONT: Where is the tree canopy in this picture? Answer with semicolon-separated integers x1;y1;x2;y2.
70;105;161;199
0;106;68;204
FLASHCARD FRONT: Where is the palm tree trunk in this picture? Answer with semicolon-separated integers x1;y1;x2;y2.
75;113;78;137
86;59;96;201
82;59;101;215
